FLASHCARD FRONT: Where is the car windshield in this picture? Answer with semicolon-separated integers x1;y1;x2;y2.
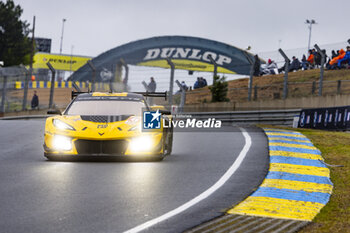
65;100;146;116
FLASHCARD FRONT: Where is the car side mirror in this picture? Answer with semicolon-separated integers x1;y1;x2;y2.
160;110;171;115
47;109;62;115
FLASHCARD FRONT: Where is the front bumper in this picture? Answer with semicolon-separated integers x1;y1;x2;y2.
43;133;163;158
44;152;164;161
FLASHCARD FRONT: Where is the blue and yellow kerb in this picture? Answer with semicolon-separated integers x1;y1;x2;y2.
228;128;333;221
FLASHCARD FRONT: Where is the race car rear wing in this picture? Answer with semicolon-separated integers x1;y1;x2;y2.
134;91;167;100
71;91;87;99
71;91;168;100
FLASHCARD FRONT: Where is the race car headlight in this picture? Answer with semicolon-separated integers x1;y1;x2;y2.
52;135;72;151
129;136;153;152
53;119;75;131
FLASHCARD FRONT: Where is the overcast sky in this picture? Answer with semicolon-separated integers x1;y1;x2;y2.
14;0;350;57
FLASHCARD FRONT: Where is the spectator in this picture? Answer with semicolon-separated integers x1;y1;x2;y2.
147;77;156;92
289;56;301;72
331;50;337;59
193;77;201;89
262;59;278;75
180;81;188;91
329;49;346;69
313;49;321;67
307;49;315;68
301;54;309;70
337;46;350;68
201;77;207;87
31;91;39;109
253;54;261;76
194;77;207;89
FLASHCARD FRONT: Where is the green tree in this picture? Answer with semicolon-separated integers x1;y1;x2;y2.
0;0;31;67
209;75;229;102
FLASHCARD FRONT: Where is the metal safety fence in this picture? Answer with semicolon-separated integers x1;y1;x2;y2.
1;40;350;114
186;79;350;104
0;66;111;114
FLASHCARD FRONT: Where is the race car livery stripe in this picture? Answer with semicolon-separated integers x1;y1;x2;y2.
228;128;333;221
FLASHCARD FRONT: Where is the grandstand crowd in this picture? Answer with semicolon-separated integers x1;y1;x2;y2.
257;45;350;76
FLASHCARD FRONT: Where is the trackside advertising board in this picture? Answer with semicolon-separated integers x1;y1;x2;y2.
33;53;92;71
298;106;350;130
71;36;263;82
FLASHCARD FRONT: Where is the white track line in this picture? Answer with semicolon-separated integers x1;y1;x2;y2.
123;127;252;233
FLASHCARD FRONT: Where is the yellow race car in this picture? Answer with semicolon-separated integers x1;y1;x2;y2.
43;91;173;161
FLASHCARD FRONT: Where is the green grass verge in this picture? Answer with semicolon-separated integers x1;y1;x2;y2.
261;125;350;232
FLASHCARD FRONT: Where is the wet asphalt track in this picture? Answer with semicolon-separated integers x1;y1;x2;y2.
0;120;268;233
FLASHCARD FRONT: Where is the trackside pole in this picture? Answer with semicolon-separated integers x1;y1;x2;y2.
208;55;218;85
120;59;129;92
22;16;35;111
175;80;186;112
47;62;56;109
278;48;290;99
87;61;96;92
142;81;153;105
314;44;325;96
166;58;175;106
1;75;7;113
243;52;254;101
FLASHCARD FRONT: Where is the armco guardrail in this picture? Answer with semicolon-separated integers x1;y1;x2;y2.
0;109;301;126
183;109;301;126
0;115;49;120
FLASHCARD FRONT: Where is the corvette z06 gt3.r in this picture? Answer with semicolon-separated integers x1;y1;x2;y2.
43;92;173;161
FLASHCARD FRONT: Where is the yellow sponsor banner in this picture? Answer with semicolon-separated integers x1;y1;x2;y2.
137;59;236;74
33;52;92;71
15;81;21;89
